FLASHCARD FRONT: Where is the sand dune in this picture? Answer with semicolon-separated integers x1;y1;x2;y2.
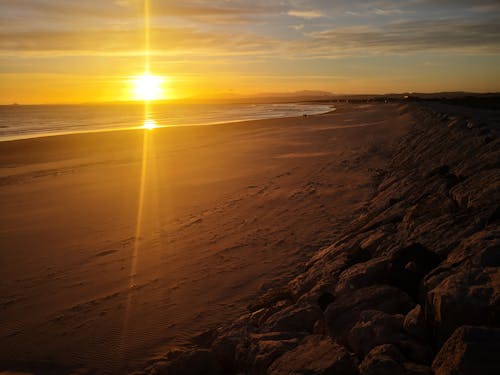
0;104;411;373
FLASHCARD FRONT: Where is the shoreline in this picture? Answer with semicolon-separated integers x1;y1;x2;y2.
0;103;411;373
139;102;500;375
0;104;335;143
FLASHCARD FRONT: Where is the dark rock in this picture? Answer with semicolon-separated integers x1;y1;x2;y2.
388;243;442;299
211;333;247;372
347;310;431;364
347;310;406;357
313;319;326;335
359;344;406;375
449;170;500;210
291;238;371;303
432;325;500;375
263;304;322;333
245;334;301;374
335;257;389;296
268;335;358;375
325;285;414;343
403;363;432;375
359;344;432;375
249;300;291;328
403;305;428;341
317;292;335;311
487;206;500;225
424;263;500;345
191;329;217;348
248;288;292;313
427;165;450;178
445;229;500;266
148;349;221;375
359;230;388;253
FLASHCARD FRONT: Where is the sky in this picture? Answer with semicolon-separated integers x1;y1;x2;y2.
1;0;500;104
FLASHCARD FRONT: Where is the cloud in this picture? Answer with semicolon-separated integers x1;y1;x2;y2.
1;0;499;60
0;26;279;57
288;10;324;19
308;18;500;55
373;8;405;16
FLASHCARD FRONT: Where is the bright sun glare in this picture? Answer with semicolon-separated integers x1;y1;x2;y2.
132;73;164;101
143;119;158;130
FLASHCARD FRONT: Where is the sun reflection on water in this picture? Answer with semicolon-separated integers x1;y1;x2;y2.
143;119;157;130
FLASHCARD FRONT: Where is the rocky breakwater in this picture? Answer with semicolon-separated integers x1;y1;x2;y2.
141;103;499;375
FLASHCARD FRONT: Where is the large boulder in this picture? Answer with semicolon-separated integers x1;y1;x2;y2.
424;263;500;344
325;285;414;343
432;325;500;375
359;344;432;375
347;310;406;357
359;344;406;375
335;257;390;296
291;237;371;301
268;335;358;375
244;332;302;374
347;310;431;364
262;304;322;333
387;243;442;299
211;321;250;373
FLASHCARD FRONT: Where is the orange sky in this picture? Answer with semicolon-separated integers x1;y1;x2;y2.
1;0;500;104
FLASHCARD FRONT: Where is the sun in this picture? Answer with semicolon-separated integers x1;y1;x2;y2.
131;73;165;101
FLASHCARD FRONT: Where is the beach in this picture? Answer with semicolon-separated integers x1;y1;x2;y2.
0;103;412;373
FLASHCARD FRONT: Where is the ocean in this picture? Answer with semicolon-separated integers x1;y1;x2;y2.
0;102;333;141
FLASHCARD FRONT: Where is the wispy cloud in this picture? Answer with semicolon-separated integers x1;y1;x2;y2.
373;8;405;16
308;18;500;55
287;10;324;19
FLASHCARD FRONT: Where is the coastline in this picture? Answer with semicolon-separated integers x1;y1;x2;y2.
0;103;334;142
0;103;410;373
138;102;500;375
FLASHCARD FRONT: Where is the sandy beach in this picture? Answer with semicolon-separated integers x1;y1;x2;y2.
0;104;411;373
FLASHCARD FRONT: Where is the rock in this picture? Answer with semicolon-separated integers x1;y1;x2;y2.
317;291;335;311
149;349;221;375
347;310;431;364
313;319;326;335
249;300;290;328
245;335;300;374
325;285;414;343
424;264;500;344
466;120;476;129
191;329;217;348
359;230;387;252
347;310;406;357
359;344;406;375
403;363;432;375
449;170;500;210
291;237;371;301
335;257;390;296
445;229;500;266
248;288;292;313
432;325;500;375
388;243;442;299
211;333;247;372
359;344;432;375
404;305;428;341
262;304;322;333
268;335;358;375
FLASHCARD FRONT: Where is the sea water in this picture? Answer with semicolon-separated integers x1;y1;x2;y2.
0;102;333;141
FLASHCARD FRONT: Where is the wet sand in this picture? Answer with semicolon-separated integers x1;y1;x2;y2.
0;103;411;373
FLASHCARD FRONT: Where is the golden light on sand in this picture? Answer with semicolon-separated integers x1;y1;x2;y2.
132;73;165;101
143;119;158;130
